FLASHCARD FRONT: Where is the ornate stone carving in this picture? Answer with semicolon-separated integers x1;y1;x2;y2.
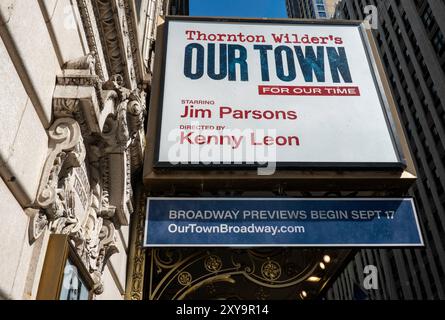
127;90;146;138
56;53;104;114
54;54;146;164
76;0;107;80
32;49;147;294
64;52;96;72
93;0;133;88
53;98;80;118
30;118;120;294
28;209;48;243
33;118;85;234
101;75;146;170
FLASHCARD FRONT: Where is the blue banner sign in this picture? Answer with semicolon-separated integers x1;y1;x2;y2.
144;198;423;247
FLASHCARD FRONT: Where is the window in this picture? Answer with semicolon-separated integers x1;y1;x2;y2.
319;11;327;18
343;5;350;20
388;7;396;25
432;29;445;56
59;259;90;300
421;6;434;31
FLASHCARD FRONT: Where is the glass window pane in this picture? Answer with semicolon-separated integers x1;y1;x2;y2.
59;259;90;300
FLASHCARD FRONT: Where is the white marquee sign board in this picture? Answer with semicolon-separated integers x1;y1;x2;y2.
155;18;405;169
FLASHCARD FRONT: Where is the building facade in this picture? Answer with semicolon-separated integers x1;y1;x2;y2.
167;0;189;15
1;0;439;301
326;0;445;300
286;0;334;19
0;0;164;300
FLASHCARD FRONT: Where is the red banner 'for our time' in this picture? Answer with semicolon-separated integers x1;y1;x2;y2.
258;85;361;96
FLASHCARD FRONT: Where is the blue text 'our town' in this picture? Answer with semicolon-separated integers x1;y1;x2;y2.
183;43;353;83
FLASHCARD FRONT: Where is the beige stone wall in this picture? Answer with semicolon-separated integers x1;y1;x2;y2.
0;177;49;299
0;0;57;299
0;0;130;300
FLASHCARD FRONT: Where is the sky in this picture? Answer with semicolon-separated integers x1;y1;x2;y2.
190;0;287;18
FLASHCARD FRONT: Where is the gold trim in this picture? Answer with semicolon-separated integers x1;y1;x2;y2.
125;186;147;300
37;234;94;300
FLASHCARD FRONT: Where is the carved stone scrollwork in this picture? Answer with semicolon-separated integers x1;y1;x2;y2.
127;90;146;137
92;0;139;89
32;118;85;239
31;51;148;295
100;76;146;186
30;117;120;294
53;98;79;118
64;52;97;73
76;0;106;80
127;89;147;172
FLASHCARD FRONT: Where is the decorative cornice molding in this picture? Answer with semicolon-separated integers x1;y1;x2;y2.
76;0;150;89
123;0;146;86
91;0;141;90
29;117;119;295
57;53;105;110
76;0;108;80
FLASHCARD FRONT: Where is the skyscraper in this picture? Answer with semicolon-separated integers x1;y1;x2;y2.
165;0;189;15
326;0;445;300
286;0;333;19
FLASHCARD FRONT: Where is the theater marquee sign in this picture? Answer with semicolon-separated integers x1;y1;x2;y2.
144;198;423;247
154;18;405;168
132;18;419;300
